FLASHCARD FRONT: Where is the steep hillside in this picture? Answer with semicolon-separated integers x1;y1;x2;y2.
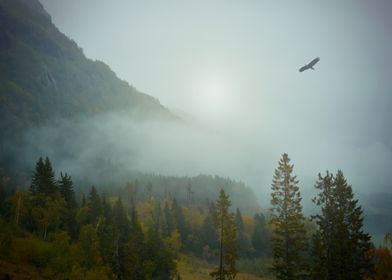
0;0;262;215
0;0;176;139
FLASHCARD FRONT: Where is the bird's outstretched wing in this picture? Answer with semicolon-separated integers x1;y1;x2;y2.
299;57;320;72
299;65;309;72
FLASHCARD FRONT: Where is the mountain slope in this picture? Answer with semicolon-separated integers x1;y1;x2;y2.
0;0;176;138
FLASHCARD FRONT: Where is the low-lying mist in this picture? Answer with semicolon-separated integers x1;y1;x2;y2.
3;104;392;237
6;107;391;210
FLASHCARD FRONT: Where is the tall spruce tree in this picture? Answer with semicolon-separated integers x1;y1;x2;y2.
30;157;58;197
270;153;307;280
87;186;102;225
58;172;77;209
96;208;116;272
311;170;373;280
210;188;238;280
310;171;334;279
112;198;131;279
58;172;78;238
125;205;145;279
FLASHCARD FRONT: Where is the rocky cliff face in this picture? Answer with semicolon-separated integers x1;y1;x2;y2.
0;0;177;140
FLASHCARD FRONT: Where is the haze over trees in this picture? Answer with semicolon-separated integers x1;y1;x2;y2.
1;154;388;279
0;0;391;279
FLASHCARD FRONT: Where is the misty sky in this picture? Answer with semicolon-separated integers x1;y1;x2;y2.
39;0;392;207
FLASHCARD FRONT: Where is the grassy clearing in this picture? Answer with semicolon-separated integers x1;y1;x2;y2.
176;254;271;280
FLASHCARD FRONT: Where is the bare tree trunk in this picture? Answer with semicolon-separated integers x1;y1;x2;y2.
219;218;224;280
43;223;48;240
95;216;101;231
15;192;21;226
115;239;121;280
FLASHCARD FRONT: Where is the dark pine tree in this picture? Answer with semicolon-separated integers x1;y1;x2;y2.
310;171;334;280
311;170;373;280
30;157;58;197
96;194;117;270
270;153;307;280
210;188;238;280
124;205;145;279
58;172;78;238
87;186;102;225
112;198;131;279
58;172;77;209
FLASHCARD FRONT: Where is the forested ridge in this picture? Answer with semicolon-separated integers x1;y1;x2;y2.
0;157;270;279
0;0;177;141
1;155;391;279
0;0;391;279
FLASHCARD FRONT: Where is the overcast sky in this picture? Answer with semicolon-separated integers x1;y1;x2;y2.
39;0;392;205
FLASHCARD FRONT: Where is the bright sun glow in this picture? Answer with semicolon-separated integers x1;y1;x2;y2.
195;76;233;122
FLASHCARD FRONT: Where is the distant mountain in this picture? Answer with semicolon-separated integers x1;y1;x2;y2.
0;0;177;139
0;0;263;215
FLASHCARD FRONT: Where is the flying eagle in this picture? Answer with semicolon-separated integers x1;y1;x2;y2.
299;57;320;72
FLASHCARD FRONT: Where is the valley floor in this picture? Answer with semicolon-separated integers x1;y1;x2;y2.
177;254;267;280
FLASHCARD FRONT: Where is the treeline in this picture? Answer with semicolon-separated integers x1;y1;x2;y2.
0;157;177;279
79;171;260;215
268;153;392;280
1;155;392;280
0;157;269;279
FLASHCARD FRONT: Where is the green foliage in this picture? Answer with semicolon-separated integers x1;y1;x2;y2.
0;154;383;280
199;210;219;254
87;186;102;225
0;0;175;150
236;208;251;258
58;173;78;238
45;231;71;276
251;213;270;257
30;157;58;197
58;172;77;210
163;200;175;236
172;198;188;244
76;224;102;269
311;170;373;280
236;257;274;279
120;174;260;215
367;233;392;280
144;228;177;279
19;235;53;268
30;193;65;240
210;188;238;280
112;198;130;242
270;153;308;280
8;188;30;227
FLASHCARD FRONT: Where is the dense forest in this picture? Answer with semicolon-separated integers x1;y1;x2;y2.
1;0;391;279
1;154;391;279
